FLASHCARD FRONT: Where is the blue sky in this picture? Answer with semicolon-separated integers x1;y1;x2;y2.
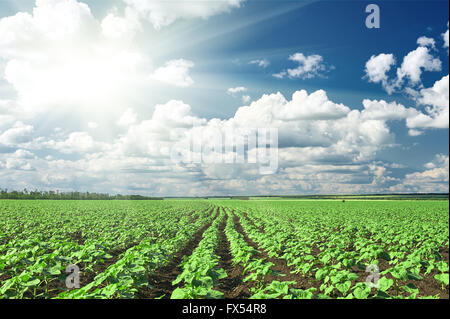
0;0;448;196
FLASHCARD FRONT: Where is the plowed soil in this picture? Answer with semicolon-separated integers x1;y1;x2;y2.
233;213;320;292
135;208;218;299
215;216;252;298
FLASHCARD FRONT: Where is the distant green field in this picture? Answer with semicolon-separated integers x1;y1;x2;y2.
186;194;449;201
1;199;448;299
253;194;449;200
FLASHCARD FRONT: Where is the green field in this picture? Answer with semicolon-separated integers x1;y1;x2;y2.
0;199;448;299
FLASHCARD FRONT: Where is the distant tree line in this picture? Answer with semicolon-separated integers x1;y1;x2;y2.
0;189;163;200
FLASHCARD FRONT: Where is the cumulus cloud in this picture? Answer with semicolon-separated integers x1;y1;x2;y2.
0;149;36;171
390;154;449;193
1;92;446;195
115;99;206;157
109;88;395;184
249;59;270;68
360;75;448;133
0;122;34;146
0;86;402;195
274;53;330;79
363;27;448;136
227;86;250;104
396;46;441;84
407;75;449;129
123;0;244;29
43;131;107;154
0;0;149;112
241;95;251;104
227;86;247;96
110;89;391;168
364;33;444;94
365;47;441;94
177;89;391;166
260;89;350;121
101;7;141;40
364;53;396;93
150;59;195;87
117;108;138;127
408;129;423;136
361;99;419;121
417;36;436;49
442;22;449;52
0;100;18;129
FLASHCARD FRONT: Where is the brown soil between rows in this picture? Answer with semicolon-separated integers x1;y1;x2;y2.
135;207;218;299
239;211;449;299
48;242;140;298
233;212;320;293
14;241;141;299
376;252;449;299
5;207;216;299
242;212;265;233
215;215;252;298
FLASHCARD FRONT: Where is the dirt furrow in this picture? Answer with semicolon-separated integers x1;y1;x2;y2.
242;211;265;233
233;212;319;291
36;241;141;298
135;207;218;299
215;215;252;299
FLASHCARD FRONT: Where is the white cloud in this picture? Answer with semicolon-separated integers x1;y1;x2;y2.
227;86;250;104
1;82;443;195
13;149;35;159
152;100;205;128
442;22;449;51
123;0;244;29
364;53;396;93
417;74;449;110
360;75;448;132
117;108;138;126
0;149;35;171
150;59;194;87
396;46;441;84
417;36;436;49
241;95;251;104
0;121;34;146
115;99;206;157
0;0;149;112
228;89;391;162
101;7;141;40
274;53;330;79
0;114;15;130
88;122;99;129
390;154;449;193
44;131;106;154
249;59;270;68
362;28;448;136
272;89;350;121
93;88;396;191
364;31;445;94
408;129;423;136
364;53;396;83
361;99;419;121
2;158;33;171
272;71;286;79
227;86;247;96
407;75;449;129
